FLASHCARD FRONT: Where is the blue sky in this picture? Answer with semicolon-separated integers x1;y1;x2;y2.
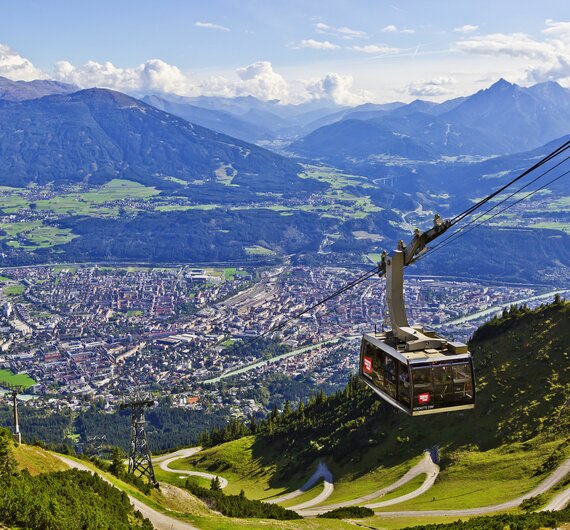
1;0;569;104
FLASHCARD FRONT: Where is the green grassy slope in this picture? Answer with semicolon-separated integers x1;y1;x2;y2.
176;300;570;510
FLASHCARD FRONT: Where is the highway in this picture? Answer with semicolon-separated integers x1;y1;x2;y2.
441;289;570;326
202;337;352;384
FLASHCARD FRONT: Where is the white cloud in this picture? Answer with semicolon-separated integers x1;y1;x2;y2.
381;24;414;34
194;21;230;32
297;39;340;50
382;25;398;33
53;59;195;95
455;32;554;60
235;61;289;100
455;21;570;84
0;44;46;81
542;19;570;37
352;44;399;54
454;25;479;34
407;76;457;97
305;72;371;105
0;41;375;105
315;22;367;40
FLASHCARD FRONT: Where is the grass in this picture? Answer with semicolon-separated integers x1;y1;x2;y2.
170;436;308;500
352;230;383;241
367;473;427;504
126;310;143;318
0;369;36;389
51;265;77;273
0;179;160;220
375;439;569;512
0;221;77;250
245;246;276;256
323;454;423;506
279;481;324;508
153;465;211;490
215;164;238;186
14;444;69;475
531;222;570;234
223;268;249;280
3;284;24;296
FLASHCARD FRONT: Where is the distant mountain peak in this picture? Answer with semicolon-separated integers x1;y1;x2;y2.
0;75;78;101
69;87;143;107
489;78;516;90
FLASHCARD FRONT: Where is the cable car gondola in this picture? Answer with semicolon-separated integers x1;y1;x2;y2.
360;215;476;415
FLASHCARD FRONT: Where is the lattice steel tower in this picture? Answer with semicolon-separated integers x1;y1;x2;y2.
120;392;158;487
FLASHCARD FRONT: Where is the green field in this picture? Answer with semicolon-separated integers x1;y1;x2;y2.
531;221;570;234
376;439;568;512
245;245;276;256
3;284;24;296
0;220;78;251
0;369;36;389
170;436;308;500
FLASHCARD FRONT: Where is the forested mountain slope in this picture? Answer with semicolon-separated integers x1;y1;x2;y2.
197;299;570;479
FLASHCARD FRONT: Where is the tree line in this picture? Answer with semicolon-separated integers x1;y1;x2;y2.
0;428;153;530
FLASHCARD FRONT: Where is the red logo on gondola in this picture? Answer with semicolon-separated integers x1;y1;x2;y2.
363;356;373;374
418;393;431;404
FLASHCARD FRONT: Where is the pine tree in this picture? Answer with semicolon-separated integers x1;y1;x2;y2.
109;447;125;478
0;428;17;479
210;475;222;491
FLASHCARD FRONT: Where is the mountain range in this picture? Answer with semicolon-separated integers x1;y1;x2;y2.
0;87;317;194
292;79;570;163
0;75;78;101
0;76;568;279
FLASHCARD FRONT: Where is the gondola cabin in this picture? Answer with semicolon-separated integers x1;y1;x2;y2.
359;331;475;415
359;219;476;416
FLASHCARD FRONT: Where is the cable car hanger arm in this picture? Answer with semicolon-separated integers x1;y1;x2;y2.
378;214;452;350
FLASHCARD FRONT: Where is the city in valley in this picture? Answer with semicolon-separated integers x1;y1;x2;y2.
0;263;563;417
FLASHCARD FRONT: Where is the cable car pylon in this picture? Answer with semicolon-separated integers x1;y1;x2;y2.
360;215;476;416
120;391;158;487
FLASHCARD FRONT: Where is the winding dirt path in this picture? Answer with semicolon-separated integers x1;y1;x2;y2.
155;447;228;488
298;451;438;516
54;454;199;530
374;456;570;517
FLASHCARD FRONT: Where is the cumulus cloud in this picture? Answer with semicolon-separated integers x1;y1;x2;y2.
305;73;371;105
0;44;46;81
315;22;367;40
352;44;399;54
53;58;195;95
0;41;374;105
194;21;230;32
296;39;340;50
454;24;479;34
235;60;289;100
407;76;457;97
455;20;570;84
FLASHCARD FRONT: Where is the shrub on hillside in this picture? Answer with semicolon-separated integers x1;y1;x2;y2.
317;506;375;518
184;479;301;519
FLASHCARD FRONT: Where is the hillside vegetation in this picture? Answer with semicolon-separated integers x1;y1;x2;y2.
0;428;153;530
183;299;570;507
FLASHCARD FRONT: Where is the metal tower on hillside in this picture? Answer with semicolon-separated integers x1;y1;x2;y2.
2;384;23;444
120;391;158;487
